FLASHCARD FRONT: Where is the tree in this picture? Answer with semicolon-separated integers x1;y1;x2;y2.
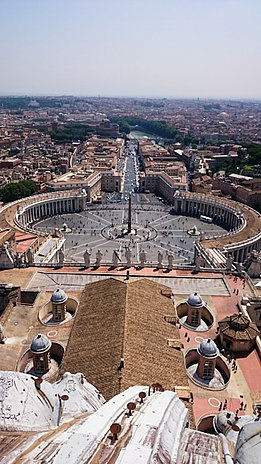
0;180;37;203
119;120;130;134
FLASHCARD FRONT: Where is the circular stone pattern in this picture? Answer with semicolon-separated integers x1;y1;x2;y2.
33;195;227;266
101;223;157;243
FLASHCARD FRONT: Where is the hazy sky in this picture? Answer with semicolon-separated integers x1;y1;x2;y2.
0;0;260;99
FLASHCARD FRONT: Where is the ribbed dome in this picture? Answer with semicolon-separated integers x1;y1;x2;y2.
51;288;67;304
30;334;51;353
187;292;204;308
198;338;219;358
229;313;250;331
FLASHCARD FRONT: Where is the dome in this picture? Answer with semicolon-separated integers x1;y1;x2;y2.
51;288;67;304
229;313;250;331
198;338;219;358
30;334;51;353
187;292;204;308
234;421;261;464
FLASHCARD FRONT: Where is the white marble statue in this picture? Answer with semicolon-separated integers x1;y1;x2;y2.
245;250;261;278
84;249;91;267
125;247;132;268
95;250;103;267
226;254;233;272
167;253;174;270
26;248;34;265
139;250;147;267
0;242;15;269
157;250;163;268
194;252;204;271
15;252;26;268
52;228;61;238
58;249;64;266
112;250;120;267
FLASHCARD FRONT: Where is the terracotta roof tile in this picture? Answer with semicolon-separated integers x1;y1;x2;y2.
61;278;188;400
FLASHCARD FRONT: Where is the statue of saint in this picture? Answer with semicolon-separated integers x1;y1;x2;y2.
167;253;174;270
226;254;233;272
194;252;204;271
112;250;120;267
95;250;103;267
139;250;147;267
58;249;64;266
157;250;163;268
26;248;34;265
84;249;91;268
125;247;132;268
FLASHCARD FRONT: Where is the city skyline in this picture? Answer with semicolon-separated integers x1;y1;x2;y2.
1;0;261;99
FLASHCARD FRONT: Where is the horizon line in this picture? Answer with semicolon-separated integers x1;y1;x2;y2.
0;93;261;103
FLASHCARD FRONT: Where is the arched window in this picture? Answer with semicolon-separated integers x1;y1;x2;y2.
203;360;213;379
191;309;199;325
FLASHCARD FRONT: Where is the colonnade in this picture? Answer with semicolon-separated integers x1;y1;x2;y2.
226;236;261;265
174;192;261;266
16;190;87;228
173;194;243;231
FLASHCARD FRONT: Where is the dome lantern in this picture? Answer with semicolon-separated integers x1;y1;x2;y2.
196;338;219;380
30;333;51;374
50;288;68;322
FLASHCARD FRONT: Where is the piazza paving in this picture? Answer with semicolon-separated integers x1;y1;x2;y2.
33;195;226;267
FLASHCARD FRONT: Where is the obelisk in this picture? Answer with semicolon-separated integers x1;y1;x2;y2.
127;195;132;233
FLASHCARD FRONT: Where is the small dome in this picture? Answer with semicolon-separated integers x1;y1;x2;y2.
187;292;204;308
198;338;219;358
30;333;51;353
51;288;67;304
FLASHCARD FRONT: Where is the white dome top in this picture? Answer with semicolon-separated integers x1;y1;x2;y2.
187;292;204;308
51;288;67;303
30;333;51;353
198;338;219;358
234;421;261;464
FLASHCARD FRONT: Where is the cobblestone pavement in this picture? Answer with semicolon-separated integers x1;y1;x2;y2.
34;195;226;267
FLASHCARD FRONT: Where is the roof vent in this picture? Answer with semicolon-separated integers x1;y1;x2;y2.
126;402;136;417
139;392;146;403
108;423;121;444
